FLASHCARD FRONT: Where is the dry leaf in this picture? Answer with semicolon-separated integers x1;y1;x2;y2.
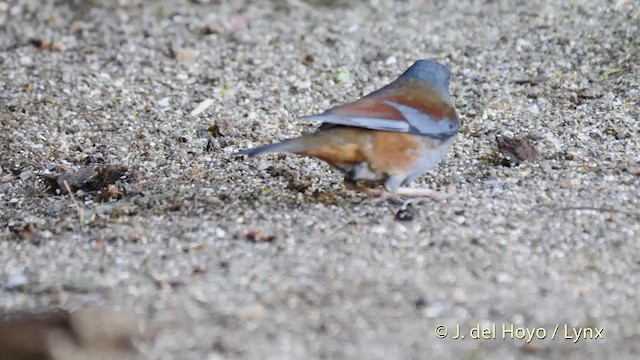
44;165;129;194
496;136;539;166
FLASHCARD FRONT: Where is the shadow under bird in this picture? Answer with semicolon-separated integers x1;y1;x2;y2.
235;59;460;198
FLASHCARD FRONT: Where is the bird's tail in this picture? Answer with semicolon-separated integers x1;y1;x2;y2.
234;138;307;157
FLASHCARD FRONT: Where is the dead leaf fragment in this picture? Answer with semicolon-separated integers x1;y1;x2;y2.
242;229;275;243
496;136;539;166
302;54;314;66
96;185;124;202
29;38;62;51
44;165;130;194
8;223;38;242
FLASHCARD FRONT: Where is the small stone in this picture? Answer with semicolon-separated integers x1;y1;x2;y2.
1;174;16;183
202;23;224;35
174;47;198;63
382;239;398;247
191;99;215;117
10;4;21;16
295;80;311;90
238;304;266;321
5;273;28;290
247;90;263;100
158;97;170;108
20;56;33;67
227;14;249;31
496;272;513;284
516;38;533;50
452;288;467;303
527;130;545;140
71;20;86;33
395;205;416;222
422;301;447;318
529;104;540;114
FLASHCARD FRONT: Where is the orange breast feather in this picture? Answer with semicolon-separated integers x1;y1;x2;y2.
369;131;420;173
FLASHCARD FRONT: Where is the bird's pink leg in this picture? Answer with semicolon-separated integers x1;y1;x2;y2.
362;188;399;202
383;175;447;200
396;187;446;199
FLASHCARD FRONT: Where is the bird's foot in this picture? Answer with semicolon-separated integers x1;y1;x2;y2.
361;188;402;204
395;187;447;200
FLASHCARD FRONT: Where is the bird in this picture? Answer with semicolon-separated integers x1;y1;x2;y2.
235;59;460;199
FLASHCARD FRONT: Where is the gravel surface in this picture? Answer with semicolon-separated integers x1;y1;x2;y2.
1;0;639;359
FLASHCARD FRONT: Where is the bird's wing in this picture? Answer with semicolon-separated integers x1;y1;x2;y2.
300;81;460;139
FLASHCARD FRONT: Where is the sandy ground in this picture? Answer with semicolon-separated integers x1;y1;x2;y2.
1;0;639;359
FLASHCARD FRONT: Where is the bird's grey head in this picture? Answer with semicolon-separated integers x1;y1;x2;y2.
398;59;451;97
